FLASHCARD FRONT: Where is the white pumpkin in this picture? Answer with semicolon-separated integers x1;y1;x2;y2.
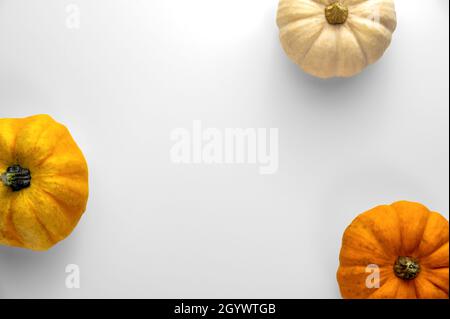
277;0;397;79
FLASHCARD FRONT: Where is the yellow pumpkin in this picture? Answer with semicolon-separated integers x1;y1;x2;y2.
0;115;88;251
277;0;397;78
337;201;449;299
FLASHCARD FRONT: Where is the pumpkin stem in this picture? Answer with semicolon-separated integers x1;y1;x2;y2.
325;2;349;25
1;165;32;192
394;256;421;280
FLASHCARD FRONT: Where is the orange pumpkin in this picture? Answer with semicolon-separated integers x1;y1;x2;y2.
337;201;449;299
0;115;88;251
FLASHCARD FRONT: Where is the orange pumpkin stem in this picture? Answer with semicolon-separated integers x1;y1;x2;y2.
394;256;421;280
325;2;349;25
1;164;32;192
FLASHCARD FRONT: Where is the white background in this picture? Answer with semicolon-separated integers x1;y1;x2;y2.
0;0;448;299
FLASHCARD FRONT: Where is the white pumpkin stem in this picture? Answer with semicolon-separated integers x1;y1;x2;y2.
325;2;349;25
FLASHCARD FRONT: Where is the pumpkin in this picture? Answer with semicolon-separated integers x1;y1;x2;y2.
0;115;88;251
337;201;449;299
276;0;397;78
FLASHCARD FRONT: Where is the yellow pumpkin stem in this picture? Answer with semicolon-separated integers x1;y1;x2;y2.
394;256;421;280
325;2;349;25
1;164;32;192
